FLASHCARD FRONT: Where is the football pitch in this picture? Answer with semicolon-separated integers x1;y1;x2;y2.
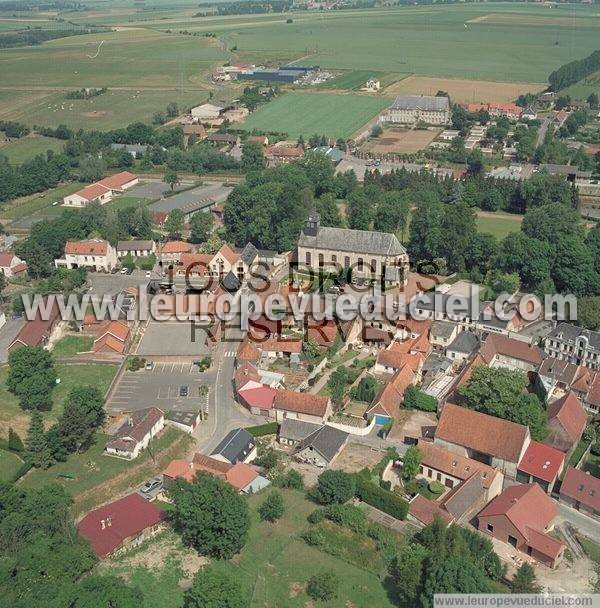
239;92;392;139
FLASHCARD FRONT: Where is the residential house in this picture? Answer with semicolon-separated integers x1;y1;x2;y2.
559;466;600;518
116;240;156;258
278;418;322;447
416;440;503;499
544;323;600;371
298;212;410;287
430;321;460;349
182;124;207;139
446;331;479;363
408;494;454;527
439;472;489;524
265;144;304;165
105;407;164;459
478;333;543;373
0;252;27;277
210;428;257;464
94;320;130;354
477;483;565;568
571;369;600;413
206;133;240;146
536;357;582;402
366;364;415;425
163;453;270;494
78;493;166;558
165;410;201;434
294;424;349;467
516;440;565;493
382;95;451;125
272;390;331;425
8;297;60;352
434;403;531;479
246;135;269;146
55;239;118;272
98;171;139;192
545;391;587;454
158;241;194;265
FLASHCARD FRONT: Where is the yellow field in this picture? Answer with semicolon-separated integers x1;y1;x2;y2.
365;127;441;154
384;75;546;104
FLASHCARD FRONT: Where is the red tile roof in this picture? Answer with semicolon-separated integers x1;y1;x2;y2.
560;466;600;513
517;441;564;483
436;403;529;463
238;385;276;410
10;297;60;349
479;334;543;366
547;392;587;444
215;244;239;265
273;389;329;418
234;361;261;391
161;241;193;254
98;171;138;190
74;183;111;202
65;239;109;256
0;252;17;267
368;365;415;419
266;145;303;158
106;407;163;453
226;462;259;492
259;337;302;354
479;483;562;557
78;493;166;557
192;453;232;477
409;494;453;526
236;339;261;362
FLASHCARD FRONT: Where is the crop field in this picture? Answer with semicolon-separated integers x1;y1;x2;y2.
318;70;406;90
563;70;600;101
239;92;392;139
0;135;64;164
384;75;546;104
364;127;441;154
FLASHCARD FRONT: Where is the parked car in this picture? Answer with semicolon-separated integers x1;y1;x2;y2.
140;478;162;494
120;268;129;274
179;385;189;397
145;270;152;278
145;361;154;371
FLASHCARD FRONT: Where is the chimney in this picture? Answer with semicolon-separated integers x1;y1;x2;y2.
100;519;106;530
106;516;112;527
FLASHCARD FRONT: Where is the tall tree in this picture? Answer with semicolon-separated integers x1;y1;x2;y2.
26;410;53;468
58;385;105;453
163;169;180;192
347;189;373;230
7;346;56;411
402;446;422;481
241;140;265;172
164;208;184;238
184;566;246;608
315;470;355;505
170;473;250;559
189;211;214;244
511;563;542;594
441;201;476;272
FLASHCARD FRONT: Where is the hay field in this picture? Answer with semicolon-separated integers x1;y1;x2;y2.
365;127;441;154
384;75;546;104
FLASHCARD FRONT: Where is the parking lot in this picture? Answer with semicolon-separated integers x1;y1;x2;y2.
105;362;215;415
136;320;210;357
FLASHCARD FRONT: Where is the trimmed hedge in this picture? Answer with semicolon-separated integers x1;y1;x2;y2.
246;422;279;437
355;475;408;520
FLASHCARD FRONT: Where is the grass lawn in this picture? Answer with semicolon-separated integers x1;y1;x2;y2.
0;448;24;482
21;427;194;516
107;195;153;211
476;213;522;239
52;334;94;357
0;363;118;438
0;182;85;222
239;92;392;139
319;70;405;90
578;535;600;565
210;489;395;607
0;134;64;164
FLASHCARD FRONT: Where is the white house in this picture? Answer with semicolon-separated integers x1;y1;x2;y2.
63;183;113;208
105;407;164;460
55;239;118;272
116;240;156;258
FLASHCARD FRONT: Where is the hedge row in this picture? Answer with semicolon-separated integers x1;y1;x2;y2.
355;475;408;520
246;422;279;437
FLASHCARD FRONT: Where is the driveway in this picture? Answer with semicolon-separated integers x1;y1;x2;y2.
557;502;600;541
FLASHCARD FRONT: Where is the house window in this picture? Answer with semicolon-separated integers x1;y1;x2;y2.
318;253;324;267
344;256;350;268
508;535;518;548
371;259;377;273
305;252;311;265
436;472;442;482
331;254;337;263
357;257;364;271
487;524;494;532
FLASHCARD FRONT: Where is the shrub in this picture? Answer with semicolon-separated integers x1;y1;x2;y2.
590;442;600;457
315;470;355;505
403;385;438;411
307;571;339;602
355;475;408;520
322;504;367;534
301;528;326;548
254;446;279;471
8;427;24;452
127;356;146;371
258;491;285;522
380;479;392;491
245;422;278;437
428;480;445;495
273;468;304;489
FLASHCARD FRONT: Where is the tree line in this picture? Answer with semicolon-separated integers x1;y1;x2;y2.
549;49;600;92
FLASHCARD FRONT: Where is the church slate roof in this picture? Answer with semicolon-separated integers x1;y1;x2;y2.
298;226;406;257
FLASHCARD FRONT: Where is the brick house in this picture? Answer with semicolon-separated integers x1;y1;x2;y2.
477;483;565;568
559;466;600;518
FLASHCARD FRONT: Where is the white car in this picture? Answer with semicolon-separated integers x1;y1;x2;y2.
145;271;152;278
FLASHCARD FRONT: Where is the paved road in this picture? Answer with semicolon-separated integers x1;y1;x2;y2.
536;117;552;147
193;316;268;454
557;503;600;540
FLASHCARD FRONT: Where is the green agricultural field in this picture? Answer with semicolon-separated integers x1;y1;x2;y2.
205;3;600;83
563;70;600;101
476;213;522;239
0;135;64;164
0;448;24;482
240;92;392;139
319;70;406;90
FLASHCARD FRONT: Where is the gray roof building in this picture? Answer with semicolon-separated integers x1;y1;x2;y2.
116;240;155;252
210;428;255;464
431;321;457;340
447;331;479;355
390;95;449;112
298;223;406;257
294;425;349;464
240;242;259;266
548;323;600;350
279;418;322;444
